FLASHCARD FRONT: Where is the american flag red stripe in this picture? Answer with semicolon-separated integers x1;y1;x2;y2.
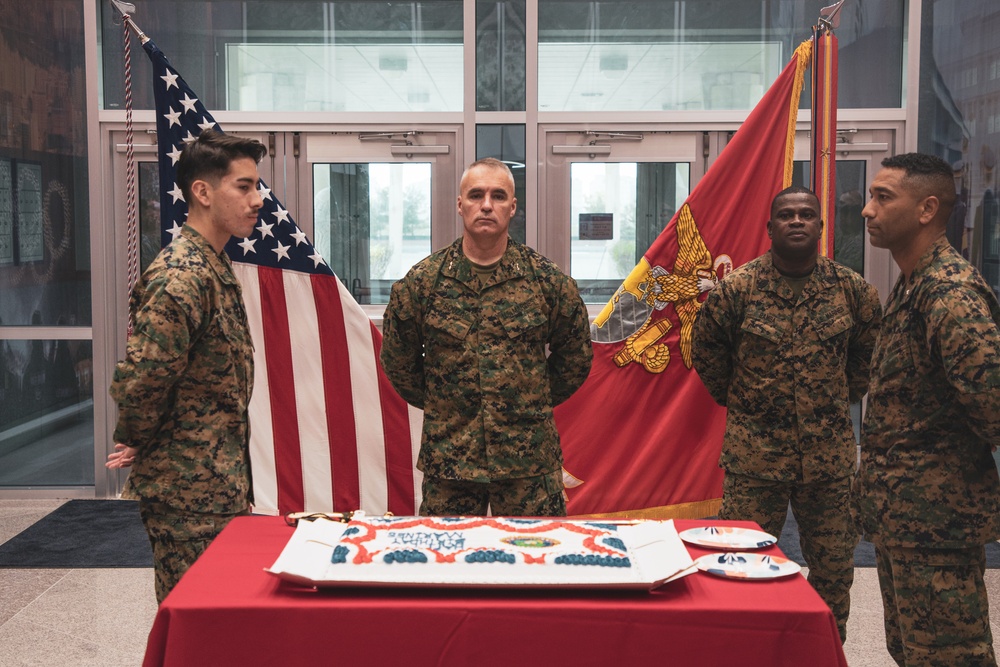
258;266;305;512
312;272;362;510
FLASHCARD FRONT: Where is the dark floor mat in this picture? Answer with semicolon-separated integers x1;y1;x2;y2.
0;499;151;568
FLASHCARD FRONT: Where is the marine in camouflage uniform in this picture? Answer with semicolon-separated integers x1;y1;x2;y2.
109;131;262;603
381;159;592;517
693;187;882;642
853;153;1000;667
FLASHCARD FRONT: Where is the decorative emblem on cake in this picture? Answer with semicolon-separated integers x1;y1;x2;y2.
501;536;559;548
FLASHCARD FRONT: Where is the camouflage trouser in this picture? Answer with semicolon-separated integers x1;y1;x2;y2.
138;501;245;604
874;542;996;667
719;472;856;642
420;471;565;517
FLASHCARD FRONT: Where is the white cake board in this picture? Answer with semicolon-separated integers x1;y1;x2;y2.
266;517;695;591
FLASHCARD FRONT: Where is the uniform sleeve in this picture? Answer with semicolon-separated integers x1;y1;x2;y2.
546;277;593;406
691;283;736;407
380;279;426;409
846;280;883;403
926;288;1000;442
109;277;206;450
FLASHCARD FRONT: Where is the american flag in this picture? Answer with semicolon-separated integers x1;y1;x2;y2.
143;39;422;516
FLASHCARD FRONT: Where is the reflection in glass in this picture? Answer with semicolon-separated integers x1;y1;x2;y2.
476;125;527;244
537;0;904;112
314;163;432;304
101;1;465;112
791;160;866;275
918;0;1000;296
1;2;92;328
570;162;689;303
139;162;164;273
227;42;462;112
477;1;526;111
0;337;95;486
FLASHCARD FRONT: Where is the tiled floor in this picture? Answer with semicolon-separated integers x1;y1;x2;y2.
1;498;998;666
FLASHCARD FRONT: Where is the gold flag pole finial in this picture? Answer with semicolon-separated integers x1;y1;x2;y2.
110;0;149;44
817;0;846;34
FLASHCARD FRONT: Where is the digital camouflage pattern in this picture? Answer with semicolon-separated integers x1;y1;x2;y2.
420;470;566;517
854;236;1000;549
380;236;592;483
692;252;882;482
720;472;855;642
111;225;255;516
139;501;245;603
875;544;995;666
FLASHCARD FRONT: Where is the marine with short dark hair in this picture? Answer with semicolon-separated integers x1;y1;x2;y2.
107;129;264;603
853;152;1000;666
692;186;882;642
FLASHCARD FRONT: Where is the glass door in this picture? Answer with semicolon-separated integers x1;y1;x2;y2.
293;130;461;309
540;128;708;305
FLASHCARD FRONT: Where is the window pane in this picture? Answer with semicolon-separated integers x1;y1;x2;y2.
791;159;867;276
537;0;904;112
313;162;432;304
477;1;527;111
476;125;526;244
139;162;163;274
918;0;1000;297
1;2;92;327
101;1;464;112
570;162;689;304
0;338;95;486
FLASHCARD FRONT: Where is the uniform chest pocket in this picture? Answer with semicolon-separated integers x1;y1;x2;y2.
877;336;915;379
741;311;786;345
426;307;475;342
500;301;547;340
213;308;252;352
814;313;853;341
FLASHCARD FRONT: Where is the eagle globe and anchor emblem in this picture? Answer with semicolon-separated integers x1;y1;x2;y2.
561;203;731;496
591;203;733;373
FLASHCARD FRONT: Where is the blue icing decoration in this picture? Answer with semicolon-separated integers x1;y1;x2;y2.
602;537;626;552
554;553;631;567
342;526;360;536
585;523;619;531
383;549;428;564
330;545;349;564
464;549;515;564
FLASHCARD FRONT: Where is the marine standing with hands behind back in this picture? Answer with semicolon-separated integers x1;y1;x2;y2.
853;153;1000;666
380;158;592;517
692;186;882;643
105;130;263;604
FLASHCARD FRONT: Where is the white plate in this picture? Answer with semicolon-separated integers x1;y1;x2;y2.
678;526;777;550
694;552;801;580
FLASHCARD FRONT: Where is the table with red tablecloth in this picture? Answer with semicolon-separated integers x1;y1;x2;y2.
142;516;847;667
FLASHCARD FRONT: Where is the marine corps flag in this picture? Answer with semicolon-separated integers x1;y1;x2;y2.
138;37;422;516
556;40;813;518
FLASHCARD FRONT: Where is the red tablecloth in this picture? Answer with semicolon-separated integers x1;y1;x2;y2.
143;516;847;667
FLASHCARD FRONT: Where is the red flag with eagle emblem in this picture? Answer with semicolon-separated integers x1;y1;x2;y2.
556;40;813;518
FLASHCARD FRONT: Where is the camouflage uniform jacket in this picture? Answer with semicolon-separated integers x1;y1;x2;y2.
111;226;255;514
692;252;881;483
380;236;593;482
854;237;1000;548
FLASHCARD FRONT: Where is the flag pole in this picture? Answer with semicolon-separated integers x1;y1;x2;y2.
110;0;150;44
812;1;844;258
